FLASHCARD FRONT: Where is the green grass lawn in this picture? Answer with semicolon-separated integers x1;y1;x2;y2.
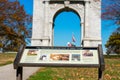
0;53;16;66
28;58;120;80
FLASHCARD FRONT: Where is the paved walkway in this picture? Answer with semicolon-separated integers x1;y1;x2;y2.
0;64;40;80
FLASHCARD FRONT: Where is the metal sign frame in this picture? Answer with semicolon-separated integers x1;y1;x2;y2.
14;45;105;80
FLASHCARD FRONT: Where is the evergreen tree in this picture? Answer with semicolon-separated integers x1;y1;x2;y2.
105;27;120;55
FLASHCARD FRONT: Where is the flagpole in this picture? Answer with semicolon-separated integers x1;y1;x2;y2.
72;32;76;47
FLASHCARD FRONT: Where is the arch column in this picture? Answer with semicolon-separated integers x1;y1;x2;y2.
31;0;44;46
49;22;54;46
84;1;90;38
82;0;90;46
43;0;50;46
82;0;102;47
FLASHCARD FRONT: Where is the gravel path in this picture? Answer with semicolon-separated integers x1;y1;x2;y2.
0;64;40;80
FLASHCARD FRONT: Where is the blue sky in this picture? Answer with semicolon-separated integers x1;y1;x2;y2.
54;12;81;46
18;0;118;52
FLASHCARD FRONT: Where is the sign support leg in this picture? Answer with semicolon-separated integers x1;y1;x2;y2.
98;68;103;80
16;67;23;80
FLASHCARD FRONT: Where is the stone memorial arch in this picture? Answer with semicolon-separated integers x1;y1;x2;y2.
31;0;102;47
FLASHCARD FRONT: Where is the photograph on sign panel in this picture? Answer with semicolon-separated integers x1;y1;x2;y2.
82;50;93;57
27;49;38;56
71;54;80;61
39;54;48;61
50;54;69;61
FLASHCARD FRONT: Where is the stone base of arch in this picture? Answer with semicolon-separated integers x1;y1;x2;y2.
82;38;102;47
31;36;50;46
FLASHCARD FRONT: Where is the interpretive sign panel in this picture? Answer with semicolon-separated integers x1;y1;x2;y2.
20;48;99;65
13;46;102;68
14;45;105;80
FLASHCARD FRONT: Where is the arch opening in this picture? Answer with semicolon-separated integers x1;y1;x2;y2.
53;8;81;47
